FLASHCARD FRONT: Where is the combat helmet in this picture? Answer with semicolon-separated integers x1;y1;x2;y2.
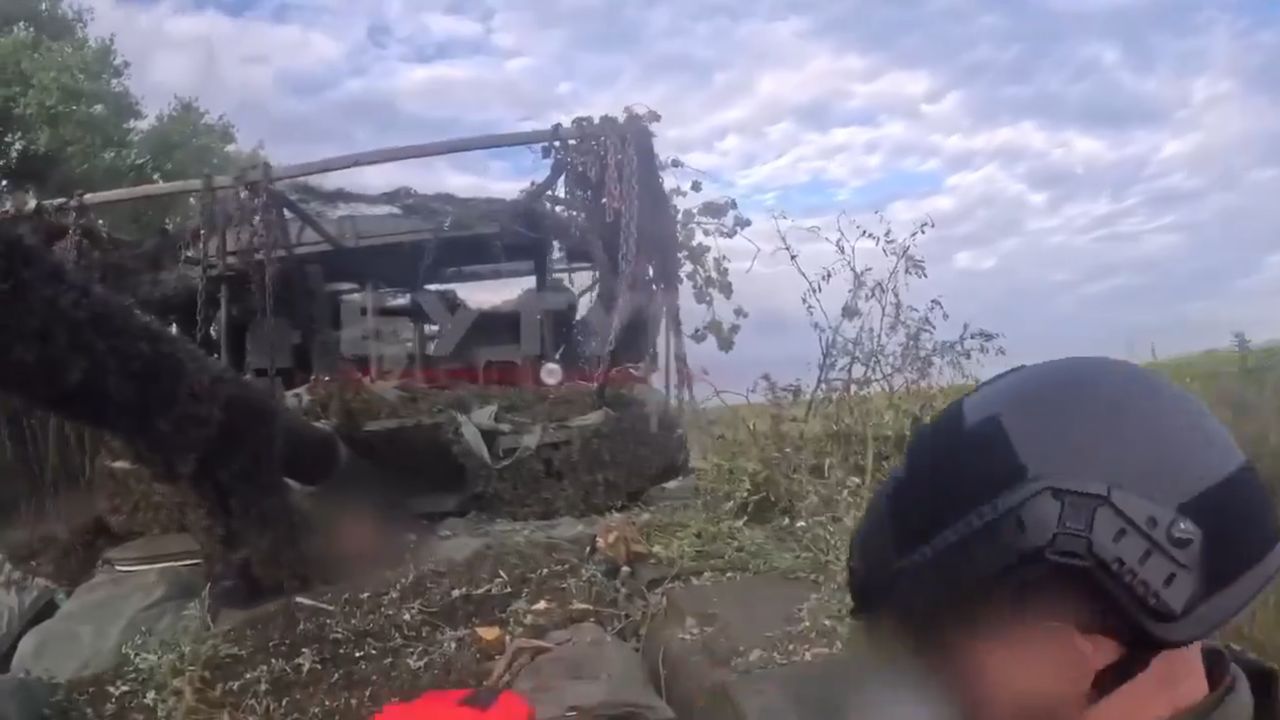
847;356;1280;692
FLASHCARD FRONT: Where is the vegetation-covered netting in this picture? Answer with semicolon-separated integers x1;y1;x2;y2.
293;379;688;519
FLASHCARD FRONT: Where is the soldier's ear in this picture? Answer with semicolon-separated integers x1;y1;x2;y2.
1063;625;1125;674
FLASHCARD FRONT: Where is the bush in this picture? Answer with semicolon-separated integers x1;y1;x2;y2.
672;216;1280;664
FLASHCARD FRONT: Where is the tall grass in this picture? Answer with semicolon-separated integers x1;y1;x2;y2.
1150;348;1280;658
677;347;1280;661
0;399;103;533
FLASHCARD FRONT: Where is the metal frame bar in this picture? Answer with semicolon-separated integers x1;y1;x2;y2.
267;187;343;249
53;125;588;208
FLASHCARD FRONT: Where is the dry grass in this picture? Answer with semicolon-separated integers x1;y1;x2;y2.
1152;347;1280;658
672;349;1280;664
37;346;1280;716
54;538;662;719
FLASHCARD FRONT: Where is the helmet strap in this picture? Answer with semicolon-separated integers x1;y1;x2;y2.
1087;647;1158;704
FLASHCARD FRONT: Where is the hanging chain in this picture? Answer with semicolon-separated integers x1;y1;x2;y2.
51;197;90;268
252;179;279;384
596;128;643;380
194;231;209;340
234;184;261;319
620;131;639;288
256;183;276;327
194;187;213;342
603;134;622;223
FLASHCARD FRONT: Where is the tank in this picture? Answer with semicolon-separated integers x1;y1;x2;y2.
19;115;695;526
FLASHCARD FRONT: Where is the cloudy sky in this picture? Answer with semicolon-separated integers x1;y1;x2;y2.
82;0;1280;393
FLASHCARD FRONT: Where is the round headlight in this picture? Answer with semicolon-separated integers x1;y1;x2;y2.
539;361;565;386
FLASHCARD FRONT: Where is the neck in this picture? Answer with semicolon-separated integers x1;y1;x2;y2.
1084;643;1210;720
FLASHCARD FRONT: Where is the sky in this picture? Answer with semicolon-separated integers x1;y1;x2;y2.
81;0;1280;394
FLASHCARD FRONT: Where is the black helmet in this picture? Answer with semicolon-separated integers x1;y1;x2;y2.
848;356;1280;650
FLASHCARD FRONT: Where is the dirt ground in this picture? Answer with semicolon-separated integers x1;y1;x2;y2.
51;533;659;719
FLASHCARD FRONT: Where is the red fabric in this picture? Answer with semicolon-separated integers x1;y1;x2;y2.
372;688;535;720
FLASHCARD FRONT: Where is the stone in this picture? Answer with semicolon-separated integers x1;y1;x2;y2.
418;532;492;567
415;516;595;569
473;626;507;657
640;575;822;720
513;623;674;720
0;675;54;720
0;556;60;671
10;565;205;681
101;533;202;572
642;476;697;506
715;654;855;720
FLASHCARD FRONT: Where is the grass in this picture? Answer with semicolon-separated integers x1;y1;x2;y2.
43;344;1280;716
672;344;1280;665
1150;346;1280;659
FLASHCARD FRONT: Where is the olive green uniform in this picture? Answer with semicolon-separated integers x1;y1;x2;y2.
1175;645;1280;720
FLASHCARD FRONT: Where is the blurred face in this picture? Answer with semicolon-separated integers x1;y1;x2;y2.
932;619;1102;720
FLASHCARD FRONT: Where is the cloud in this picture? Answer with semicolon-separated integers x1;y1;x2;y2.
80;0;1280;389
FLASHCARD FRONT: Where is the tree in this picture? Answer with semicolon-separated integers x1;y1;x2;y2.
0;1;261;516
116;96;263;234
1232;330;1253;370
0;0;257;237
0;1;143;198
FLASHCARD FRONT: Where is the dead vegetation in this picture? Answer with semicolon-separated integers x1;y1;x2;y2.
53;535;665;719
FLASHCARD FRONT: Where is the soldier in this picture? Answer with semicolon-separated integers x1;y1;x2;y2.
847;356;1280;720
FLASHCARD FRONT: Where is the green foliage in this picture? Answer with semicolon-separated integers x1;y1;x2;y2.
112;97;263;234
672;190;752;353
0;1;143;197
0;1;257;544
0;0;254;237
553;106;751;354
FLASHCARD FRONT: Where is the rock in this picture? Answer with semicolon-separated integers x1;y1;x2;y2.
0;675;54;720
415;516;595;569
711;654;859;720
0;556;60;671
513;623;674;720
642;476;697;506
640;575;823;720
101;533;202;572
472;626;507;657
10;565;204;681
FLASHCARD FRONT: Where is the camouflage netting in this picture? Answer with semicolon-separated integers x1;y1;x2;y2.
287;182;532;226
457;393;687;519
294;379;688;519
